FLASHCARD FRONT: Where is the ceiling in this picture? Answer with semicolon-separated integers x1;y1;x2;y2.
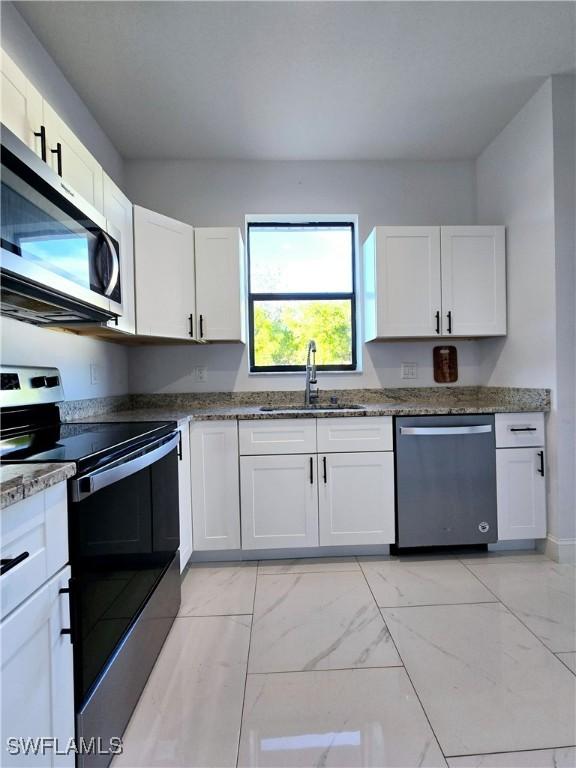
14;1;576;162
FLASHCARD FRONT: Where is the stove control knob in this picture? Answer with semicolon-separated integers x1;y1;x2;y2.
45;376;60;388
30;376;48;388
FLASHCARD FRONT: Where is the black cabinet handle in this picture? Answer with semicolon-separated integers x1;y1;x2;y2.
0;551;29;576
177;432;183;461
59;578;76;644
309;456;314;485
188;314;194;338
510;427;537;432
199;314;204;339
447;311;453;334
34;125;47;162
537;450;545;477
322;456;327;484
435;310;440;335
50;142;63;177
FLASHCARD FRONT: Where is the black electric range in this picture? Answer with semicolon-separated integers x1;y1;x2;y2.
1;366;182;768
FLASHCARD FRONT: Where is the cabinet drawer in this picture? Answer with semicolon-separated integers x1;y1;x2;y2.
317;416;393;453
239;419;316;455
495;413;545;448
1;483;68;617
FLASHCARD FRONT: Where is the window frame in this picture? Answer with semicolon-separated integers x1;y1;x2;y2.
247;220;357;373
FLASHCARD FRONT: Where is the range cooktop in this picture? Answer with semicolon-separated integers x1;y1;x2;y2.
1;418;177;473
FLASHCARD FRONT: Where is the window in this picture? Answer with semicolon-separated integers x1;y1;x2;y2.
247;221;357;372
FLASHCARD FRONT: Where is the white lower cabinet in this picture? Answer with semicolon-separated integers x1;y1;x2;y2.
1;565;75;767
178;422;193;571
318;452;395;546
496;448;546;540
190;421;241;551
240;454;319;550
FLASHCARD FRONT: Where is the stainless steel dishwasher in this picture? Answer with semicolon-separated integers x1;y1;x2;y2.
395;415;497;547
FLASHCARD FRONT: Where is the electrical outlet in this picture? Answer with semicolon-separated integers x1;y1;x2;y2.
401;362;418;380
90;363;100;385
193;366;207;383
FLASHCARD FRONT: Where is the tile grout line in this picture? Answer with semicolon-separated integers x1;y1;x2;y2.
445;742;576;760
373;600;499;609
234;570;258;768
458;560;573;657
177;612;254;618
357;558;449;764
246;664;403;676
555;653;576;675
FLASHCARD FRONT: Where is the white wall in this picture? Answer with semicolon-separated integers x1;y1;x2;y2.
0;1;124;185
476;77;575;551
476;81;556;388
1;3;130;400
551;75;576;544
1;318;129;401
126;158;480;392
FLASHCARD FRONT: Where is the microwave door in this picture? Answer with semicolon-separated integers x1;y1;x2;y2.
1;131;117;317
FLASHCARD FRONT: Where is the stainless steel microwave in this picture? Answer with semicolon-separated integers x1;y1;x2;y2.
1;124;122;325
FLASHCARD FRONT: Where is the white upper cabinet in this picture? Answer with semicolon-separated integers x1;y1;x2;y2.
364;227;441;339
133;205;196;339
43;102;104;213
1;49;105;213
364;225;506;339
194;228;246;342
440;226;506;336
103;174;135;334
1;49;44;157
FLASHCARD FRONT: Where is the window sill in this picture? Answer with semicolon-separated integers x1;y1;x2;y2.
248;368;363;376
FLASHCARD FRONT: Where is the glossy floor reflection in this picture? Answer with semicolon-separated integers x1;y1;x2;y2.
115;552;576;767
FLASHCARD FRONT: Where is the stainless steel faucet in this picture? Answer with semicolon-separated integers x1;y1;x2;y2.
304;340;319;405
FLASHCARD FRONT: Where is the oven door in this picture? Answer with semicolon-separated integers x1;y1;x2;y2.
1;126;121;317
68;432;180;705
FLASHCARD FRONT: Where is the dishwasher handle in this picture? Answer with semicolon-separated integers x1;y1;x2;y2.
399;425;493;436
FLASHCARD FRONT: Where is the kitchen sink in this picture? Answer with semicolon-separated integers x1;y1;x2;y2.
259;404;366;412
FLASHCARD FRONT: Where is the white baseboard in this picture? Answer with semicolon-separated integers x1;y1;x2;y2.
190;544;391;563
542;535;576;563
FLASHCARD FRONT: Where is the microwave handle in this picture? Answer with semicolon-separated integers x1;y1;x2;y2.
101;231;120;297
71;432;180;501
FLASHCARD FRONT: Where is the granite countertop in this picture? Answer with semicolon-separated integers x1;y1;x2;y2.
71;395;550;427
1;463;76;510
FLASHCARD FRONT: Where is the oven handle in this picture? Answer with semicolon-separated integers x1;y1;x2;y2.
71;432;179;501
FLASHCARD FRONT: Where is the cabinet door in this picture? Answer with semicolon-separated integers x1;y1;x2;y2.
1;49;44;157
43;102;104;212
1;567;74;767
240;454;319;550
496;448;546;540
103;174;135;334
133;205;196;339
178;423;193;571
318;452;395;546
190;421;240;551
194;228;246;342
440;226;506;336
366;227;441;339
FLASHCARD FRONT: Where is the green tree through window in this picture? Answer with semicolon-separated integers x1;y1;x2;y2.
248;222;356;371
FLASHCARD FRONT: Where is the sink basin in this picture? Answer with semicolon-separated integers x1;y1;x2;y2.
260;404;366;412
